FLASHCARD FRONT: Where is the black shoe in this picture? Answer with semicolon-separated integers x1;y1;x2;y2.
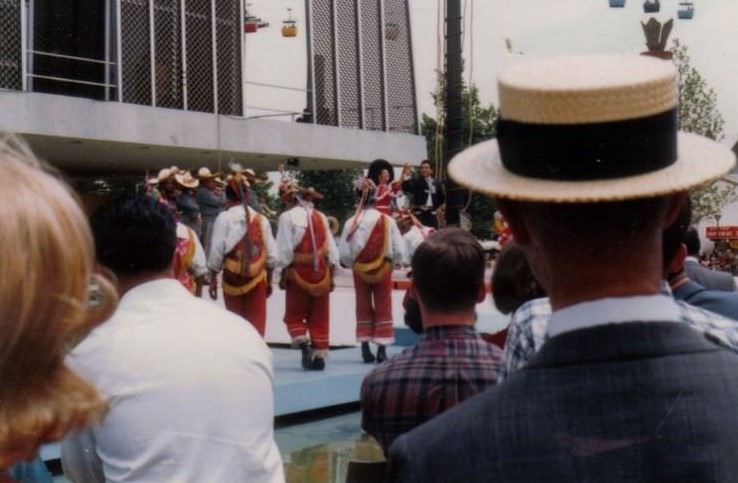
361;342;376;363
300;343;312;369
376;345;387;364
309;357;326;371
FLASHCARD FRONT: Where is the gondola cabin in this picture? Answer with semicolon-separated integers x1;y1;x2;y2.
609;0;626;7
281;8;297;38
643;0;660;13
678;2;694;19
244;17;258;33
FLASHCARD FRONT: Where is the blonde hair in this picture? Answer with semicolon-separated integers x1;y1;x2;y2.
0;134;115;466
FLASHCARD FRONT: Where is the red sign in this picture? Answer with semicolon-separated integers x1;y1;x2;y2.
705;226;738;239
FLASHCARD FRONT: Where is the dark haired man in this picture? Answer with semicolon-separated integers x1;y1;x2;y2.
389;55;738;482
360;228;503;453
62;194;283;483
401;160;445;228
683;227;736;291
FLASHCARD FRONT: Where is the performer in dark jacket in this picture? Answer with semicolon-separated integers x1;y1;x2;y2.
400;160;445;228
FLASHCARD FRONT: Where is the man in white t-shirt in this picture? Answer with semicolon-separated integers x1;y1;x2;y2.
62;194;283;483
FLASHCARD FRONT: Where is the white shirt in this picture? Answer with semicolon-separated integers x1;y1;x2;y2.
177;222;207;278
548;294;681;338
207;205;277;273
402;224;434;265
339;208;405;268
275;205;339;269
61;279;284;483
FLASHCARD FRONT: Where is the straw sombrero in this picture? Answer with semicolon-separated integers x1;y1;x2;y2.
197;167;220;179
448;54;735;203
174;170;199;189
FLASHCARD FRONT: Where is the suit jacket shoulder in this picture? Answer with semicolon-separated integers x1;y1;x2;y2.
388;322;738;482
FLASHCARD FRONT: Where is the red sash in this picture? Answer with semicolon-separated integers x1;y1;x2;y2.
222;214;267;296
353;215;391;283
288;210;332;297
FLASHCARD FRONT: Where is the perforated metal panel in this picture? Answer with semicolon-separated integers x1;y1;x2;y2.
184;0;213;112
359;0;385;131
215;0;241;115
153;0;183;109
383;0;417;133
121;0;152;105
312;0;337;126
336;0;360;128
0;0;22;90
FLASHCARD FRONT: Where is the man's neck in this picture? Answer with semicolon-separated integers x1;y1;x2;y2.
420;308;476;329
116;271;174;297
540;248;664;311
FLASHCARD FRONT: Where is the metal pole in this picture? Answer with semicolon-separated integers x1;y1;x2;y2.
443;0;465;227
180;0;188;110
210;0;218;114
104;0;111;100
148;0;157;106
331;0;341;127
305;0;316;123
378;0;389;131
355;0;365;129
116;0;123;101
20;0;28;91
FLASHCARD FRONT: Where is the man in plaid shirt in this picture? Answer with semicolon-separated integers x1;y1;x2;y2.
360;228;503;453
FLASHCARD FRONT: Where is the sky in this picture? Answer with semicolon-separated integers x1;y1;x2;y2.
244;0;738;143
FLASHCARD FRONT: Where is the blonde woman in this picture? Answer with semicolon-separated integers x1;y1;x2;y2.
0;135;116;474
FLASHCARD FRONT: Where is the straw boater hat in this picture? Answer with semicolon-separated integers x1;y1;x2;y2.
448;54;735;203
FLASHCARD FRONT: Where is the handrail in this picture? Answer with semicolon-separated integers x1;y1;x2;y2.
244;80;311;93
25;73;117;88
26;49;116;65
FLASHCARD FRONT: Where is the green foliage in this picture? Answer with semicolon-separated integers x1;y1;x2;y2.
296;168;363;226
250;173;279;218
421;84;499;238
690;181;738;225
671;39;735;224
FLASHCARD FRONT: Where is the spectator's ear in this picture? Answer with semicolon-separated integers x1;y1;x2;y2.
667;243;688;275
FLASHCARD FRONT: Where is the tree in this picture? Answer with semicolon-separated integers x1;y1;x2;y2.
422;84;499;238
296;168;363;226
671;38;737;223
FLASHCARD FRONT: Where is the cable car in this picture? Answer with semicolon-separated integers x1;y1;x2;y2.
678;2;694;19
244;17;258;33
609;0;626;7
281;8;297;38
643;0;660;13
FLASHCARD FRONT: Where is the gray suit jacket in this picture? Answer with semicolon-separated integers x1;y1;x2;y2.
673;279;738;321
388;322;738;482
684;259;736;292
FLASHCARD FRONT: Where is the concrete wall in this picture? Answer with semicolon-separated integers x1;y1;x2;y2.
0;91;427;174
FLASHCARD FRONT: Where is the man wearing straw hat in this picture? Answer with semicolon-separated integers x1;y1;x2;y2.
276;180;339;370
208;168;277;338
388;55;738;481
195;167;226;255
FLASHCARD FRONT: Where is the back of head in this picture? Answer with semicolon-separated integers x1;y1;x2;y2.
684;226;701;257
491;243;545;315
0;135;107;464
412;228;485;313
91;194;177;279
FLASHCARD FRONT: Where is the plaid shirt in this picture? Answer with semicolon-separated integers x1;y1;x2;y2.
360;325;503;452
502;286;738;381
